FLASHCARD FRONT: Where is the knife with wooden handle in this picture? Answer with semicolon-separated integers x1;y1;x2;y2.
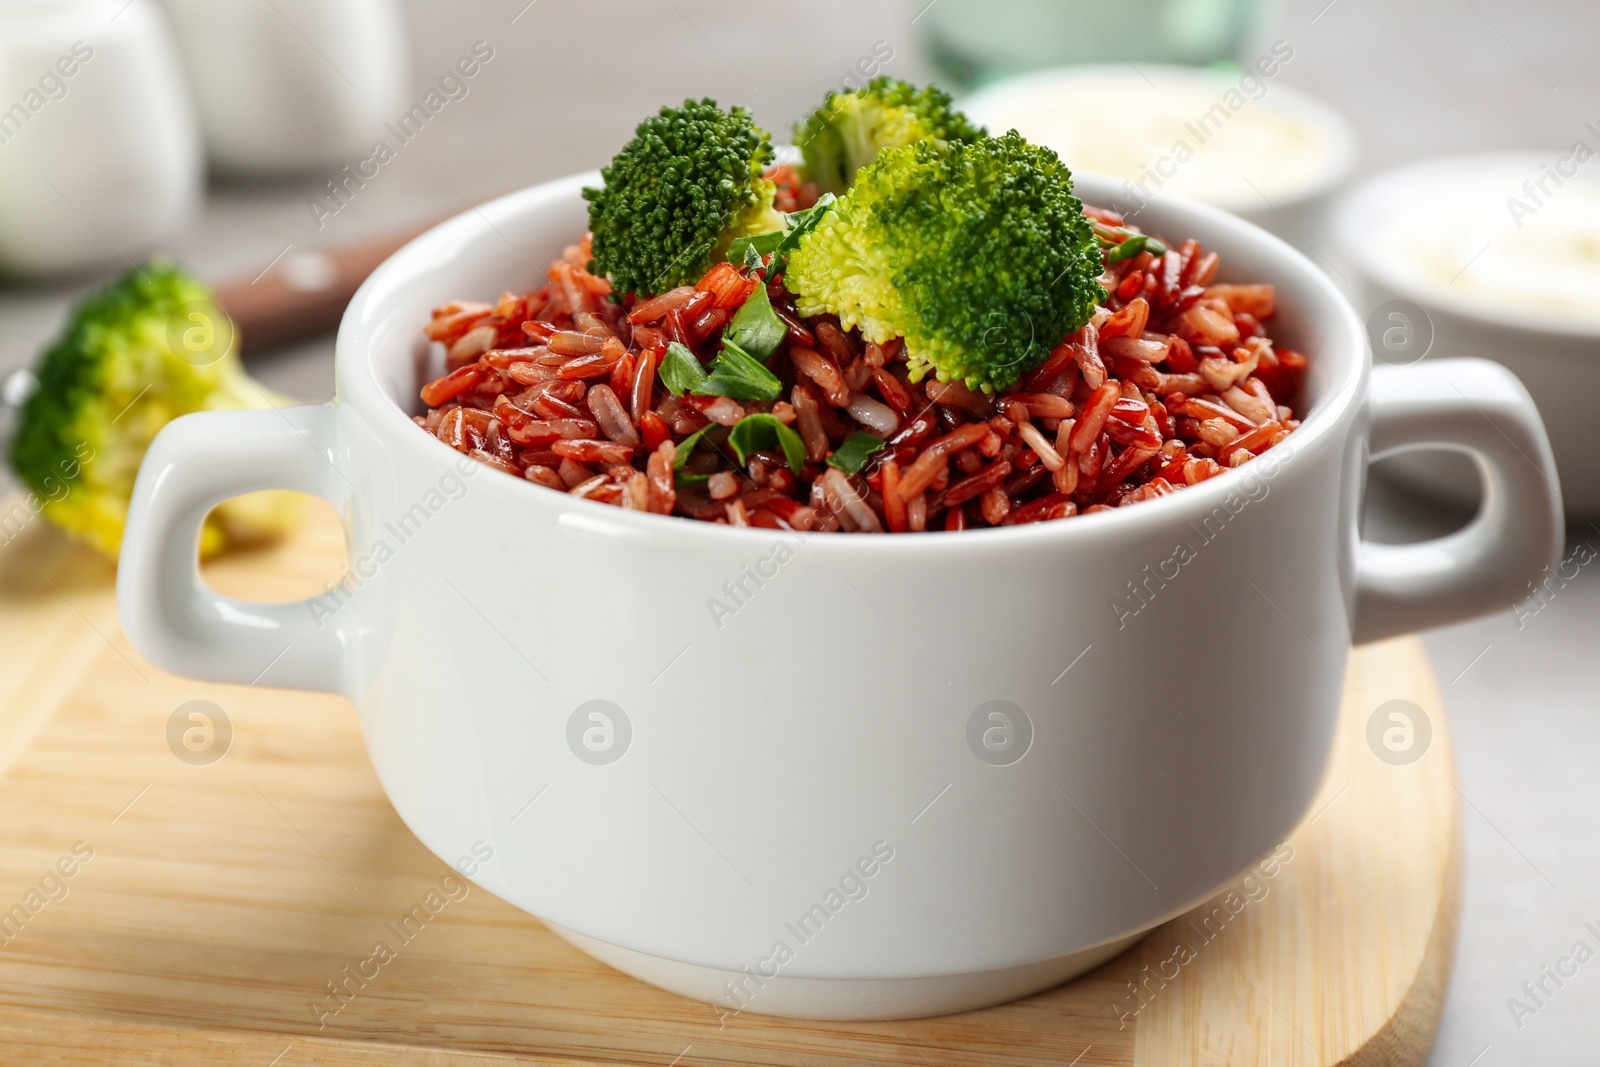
213;226;432;356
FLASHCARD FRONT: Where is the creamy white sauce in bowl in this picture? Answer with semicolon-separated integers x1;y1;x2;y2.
1340;154;1600;335
958;64;1356;215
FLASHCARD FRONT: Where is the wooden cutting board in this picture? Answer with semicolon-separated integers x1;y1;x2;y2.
0;501;1458;1066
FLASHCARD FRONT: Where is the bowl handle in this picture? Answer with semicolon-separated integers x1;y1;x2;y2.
117;403;353;693
1353;358;1562;644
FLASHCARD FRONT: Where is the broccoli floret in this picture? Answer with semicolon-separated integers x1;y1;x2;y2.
785;132;1104;394
9;262;301;559
793;76;986;196
584;98;783;297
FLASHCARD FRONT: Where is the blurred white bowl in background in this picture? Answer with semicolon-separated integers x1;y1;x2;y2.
959;64;1356;263
1337;153;1600;518
0;0;201;277
158;0;408;176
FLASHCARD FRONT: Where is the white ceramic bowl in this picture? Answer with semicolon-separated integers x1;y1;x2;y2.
1337;153;1600;517
118;172;1559;1020
959;64;1357;263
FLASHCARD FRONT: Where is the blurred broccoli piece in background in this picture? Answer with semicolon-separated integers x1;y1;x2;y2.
584;98;784;297
9;261;302;559
785;132;1103;393
793;76;986;196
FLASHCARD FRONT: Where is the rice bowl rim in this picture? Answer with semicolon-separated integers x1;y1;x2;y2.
336;166;1365;552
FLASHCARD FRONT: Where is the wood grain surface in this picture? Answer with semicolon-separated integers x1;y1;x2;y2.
0;502;1458;1066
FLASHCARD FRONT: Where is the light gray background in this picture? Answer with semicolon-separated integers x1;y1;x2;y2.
1;0;1595;1062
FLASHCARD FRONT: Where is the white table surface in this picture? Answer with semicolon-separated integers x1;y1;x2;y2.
1;0;1596;1062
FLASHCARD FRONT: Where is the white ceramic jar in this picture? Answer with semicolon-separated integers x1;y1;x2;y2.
157;0;408;175
0;0;201;276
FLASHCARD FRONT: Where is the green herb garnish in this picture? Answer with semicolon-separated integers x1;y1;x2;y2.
673;422;724;471
727;193;837;279
728;229;785;266
702;339;783;401
723;282;788;361
1094;223;1168;261
672;422;726;486
660;341;711;395
1104;234;1150;265
728;413;805;475
663;339;783;402
826;431;886;475
768;193;836;277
